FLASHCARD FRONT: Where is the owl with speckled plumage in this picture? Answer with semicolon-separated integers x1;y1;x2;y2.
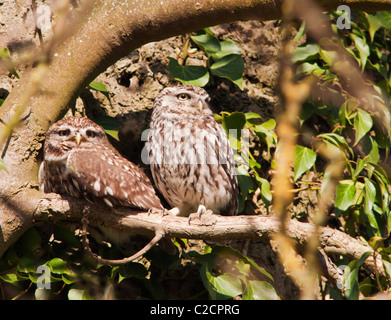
39;116;163;212
146;85;238;217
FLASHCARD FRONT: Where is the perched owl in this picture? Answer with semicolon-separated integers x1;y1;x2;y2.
39;116;163;211
147;85;238;217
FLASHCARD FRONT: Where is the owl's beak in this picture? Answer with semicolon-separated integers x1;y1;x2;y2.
75;133;82;145
197;100;204;112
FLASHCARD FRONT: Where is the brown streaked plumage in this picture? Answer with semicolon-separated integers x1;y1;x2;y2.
146;85;238;217
39;116;162;211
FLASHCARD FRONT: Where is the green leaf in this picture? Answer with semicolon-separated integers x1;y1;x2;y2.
48;258;70;275
243;280;278;300
291;43;320;63
293;146;317;181
343;251;372;300
244;112;263;122
319;48;338;66
256;176;272;206
222;112;246;150
210;54;244;89
293;21;306;42
365;138;380;164
94;116;120;141
200;260;242;299
191;33;221;56
352;158;366;180
222;112;246;132
335;180;357;211
366;13;382;42
317;133;353;158
352;35;370;70
364;178;376;215
0;273;20;283
353;109;373;146
376;11;391;29
168;57;209;87
89;81;108;92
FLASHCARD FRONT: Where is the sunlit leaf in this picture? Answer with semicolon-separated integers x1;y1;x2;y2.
335;180;356;211
293;145;316;181
243;280;278;300
364;178;376;215
191;33;221;56
89;81;108;92
376;11;391;28
168;57;209;87
353;109;373;146
352;35;370;70
366;13;382;42
292;43;320;63
48;258;70;275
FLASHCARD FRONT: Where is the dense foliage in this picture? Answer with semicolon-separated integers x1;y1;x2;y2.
0;10;390;300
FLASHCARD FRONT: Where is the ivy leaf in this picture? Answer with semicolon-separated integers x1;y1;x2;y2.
317;133;353;158
364;178;376;215
89;81;111;101
190;33;221;56
293;145;317;181
376;11;391;29
210;40;242;60
335;180;357;211
48;258;70;275
243;280;278;300
221;112;246;150
89;81;108;92
353;109;373;146
366;13;382;42
256;176;272;206
94;116;120;141
200;259;242;300
343;251;372;300
291;43;320;63
352;35;370;70
210;54;244;89
168;57;209;87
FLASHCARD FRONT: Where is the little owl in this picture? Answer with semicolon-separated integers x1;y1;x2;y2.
147;85;238;217
39;116;163;212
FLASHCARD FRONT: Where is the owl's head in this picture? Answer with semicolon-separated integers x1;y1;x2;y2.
43;116;108;161
153;85;213;118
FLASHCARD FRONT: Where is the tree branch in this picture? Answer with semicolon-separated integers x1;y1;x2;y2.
31;193;385;276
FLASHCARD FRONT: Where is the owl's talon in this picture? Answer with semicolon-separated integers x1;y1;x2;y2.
197;204;206;218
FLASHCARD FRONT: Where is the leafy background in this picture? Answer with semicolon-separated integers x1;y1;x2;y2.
0;7;390;299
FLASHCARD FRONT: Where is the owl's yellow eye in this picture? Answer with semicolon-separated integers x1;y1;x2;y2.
58;129;70;136
86;129;97;138
177;93;190;101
